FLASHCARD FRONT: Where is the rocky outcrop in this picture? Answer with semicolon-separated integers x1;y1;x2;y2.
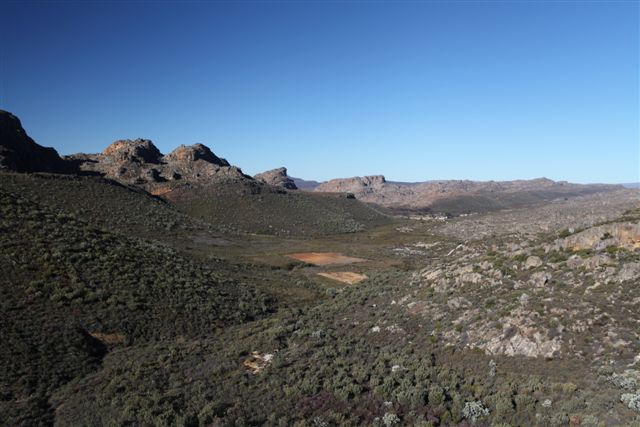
165;144;229;166
254;167;297;190
318;175;386;192
103;139;162;164
69;139;250;192
555;222;640;252
315;175;386;194
0;111;274;197
0;110;71;173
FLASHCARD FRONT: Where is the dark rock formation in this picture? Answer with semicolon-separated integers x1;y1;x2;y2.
254;167;297;190
0;110;70;173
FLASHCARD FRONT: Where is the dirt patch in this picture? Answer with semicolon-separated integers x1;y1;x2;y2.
286;252;366;266
89;332;126;345
318;272;368;284
150;186;173;196
242;351;275;374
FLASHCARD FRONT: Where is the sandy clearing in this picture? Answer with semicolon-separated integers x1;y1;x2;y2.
286;252;366;266
318;272;368;284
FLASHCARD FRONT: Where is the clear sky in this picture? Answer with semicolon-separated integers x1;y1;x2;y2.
1;1;638;183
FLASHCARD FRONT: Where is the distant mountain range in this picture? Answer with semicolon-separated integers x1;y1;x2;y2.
309;175;624;214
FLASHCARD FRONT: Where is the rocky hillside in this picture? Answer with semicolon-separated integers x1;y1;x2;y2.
0;110;71;173
254;167;298;190
46;190;640;427
315;175;623;214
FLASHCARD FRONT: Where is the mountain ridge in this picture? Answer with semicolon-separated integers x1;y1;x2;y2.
313;174;623;214
0;109;625;216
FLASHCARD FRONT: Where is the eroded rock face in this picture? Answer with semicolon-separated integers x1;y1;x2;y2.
555;222;640;251
254;167;297;190
0;110;70;173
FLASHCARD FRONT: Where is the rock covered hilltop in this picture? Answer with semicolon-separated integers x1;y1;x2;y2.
0;110;256;195
67;139;250;194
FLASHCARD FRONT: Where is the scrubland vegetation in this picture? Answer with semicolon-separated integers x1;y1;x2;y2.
1;172;639;426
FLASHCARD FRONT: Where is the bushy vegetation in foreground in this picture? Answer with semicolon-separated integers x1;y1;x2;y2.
0;186;271;424
50;270;640;426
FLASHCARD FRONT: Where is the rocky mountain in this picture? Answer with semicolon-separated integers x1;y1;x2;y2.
67;139;251;195
0;110;71;173
254;167;298;190
314;175;623;214
0;111;390;237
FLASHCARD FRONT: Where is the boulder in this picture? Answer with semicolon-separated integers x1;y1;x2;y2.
524;256;543;269
530;271;552;288
103;139;162;164
165;144;229;166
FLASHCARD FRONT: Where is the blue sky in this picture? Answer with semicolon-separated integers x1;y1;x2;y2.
1;1;638;183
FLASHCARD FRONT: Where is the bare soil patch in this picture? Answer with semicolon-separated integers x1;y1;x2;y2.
286;252;366;266
150;186;173;196
242;351;275;374
318;272;368;284
89;332;126;345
